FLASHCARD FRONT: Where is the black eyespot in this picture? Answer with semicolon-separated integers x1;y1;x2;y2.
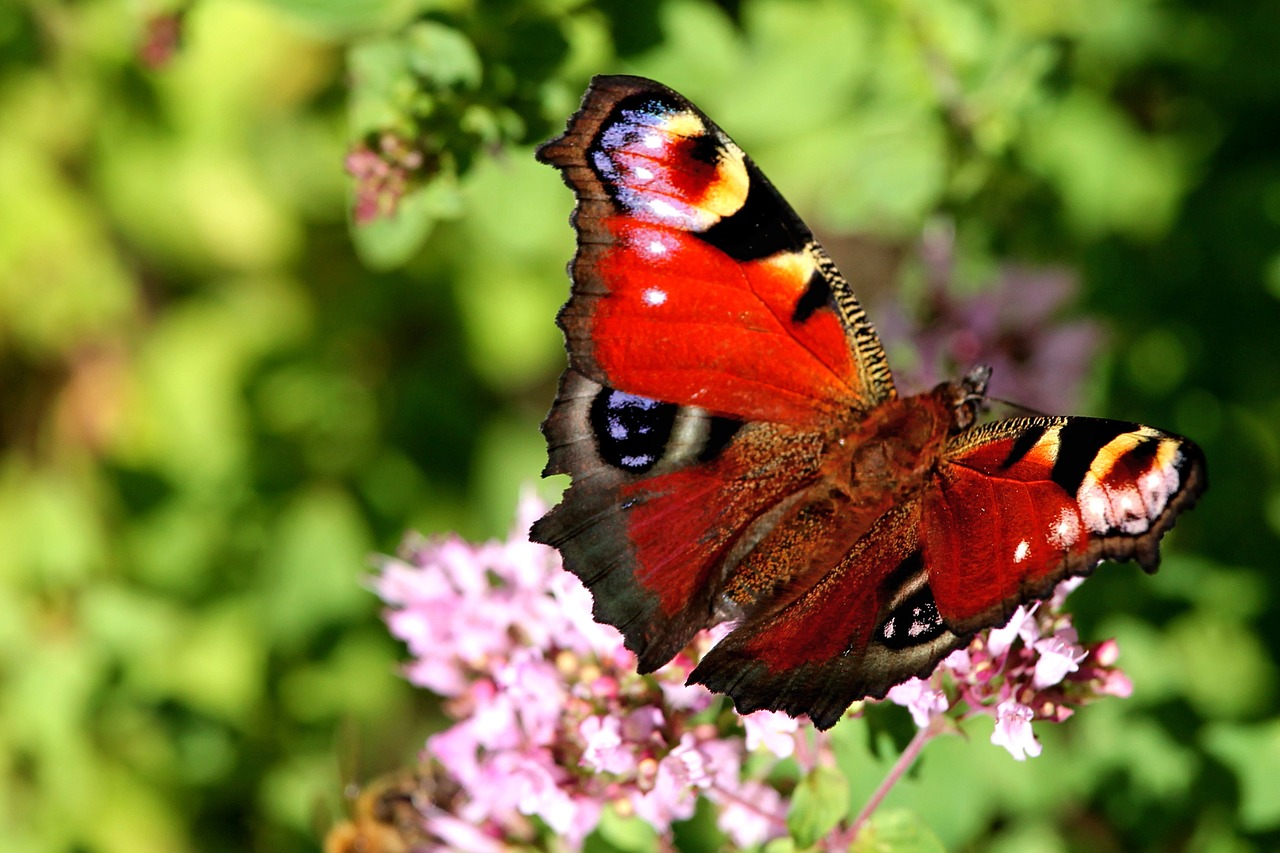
878;586;946;650
697;160;805;260
589;388;677;473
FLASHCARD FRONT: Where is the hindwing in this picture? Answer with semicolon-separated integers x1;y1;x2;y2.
689;417;1206;729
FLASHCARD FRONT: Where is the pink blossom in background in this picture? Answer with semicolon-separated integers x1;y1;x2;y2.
986;603;1040;658
875;221;1104;414
742;710;801;759
345;133;427;224
887;678;950;728
718;780;788;848
1033;627;1088;688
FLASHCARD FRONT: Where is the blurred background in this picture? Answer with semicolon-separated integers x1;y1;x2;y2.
1;0;1277;850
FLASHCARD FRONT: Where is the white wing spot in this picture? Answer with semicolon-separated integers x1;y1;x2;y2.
633;165;654;181
1079;487;1111;535
1014;540;1030;563
642;288;667;307
646;239;667;256
1049;507;1081;549
1139;456;1179;518
642;133;663;150
1113;485;1150;534
647;198;681;219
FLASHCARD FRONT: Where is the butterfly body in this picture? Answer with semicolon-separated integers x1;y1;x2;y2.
532;76;1206;729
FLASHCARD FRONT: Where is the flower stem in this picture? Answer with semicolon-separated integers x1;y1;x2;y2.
828;722;939;849
709;782;789;833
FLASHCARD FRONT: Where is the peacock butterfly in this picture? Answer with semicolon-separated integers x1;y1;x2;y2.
530;75;1207;730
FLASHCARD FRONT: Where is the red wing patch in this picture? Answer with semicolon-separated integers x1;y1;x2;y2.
688;500;966;731
587;218;857;423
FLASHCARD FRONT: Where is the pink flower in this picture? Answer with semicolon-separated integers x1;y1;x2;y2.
1048;576;1086;610
742;710;800;759
715;780;788;847
991;700;1042;760
426;719;481;791
629;732;743;827
495;649;566;746
941;647;972;676
426;813;508;853
1032;627;1087;688
491;748;589;838
987;604;1040;657
658;678;715;713
376;490;826;849
579;715;636;775
1097;668;1135;698
622;706;664;742
925;577;1132;764
887;677;950;728
345;133;427;224
631;750;702;826
1079;639;1133;697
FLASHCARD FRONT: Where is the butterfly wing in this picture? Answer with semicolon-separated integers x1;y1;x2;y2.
690;417;1206;729
532;75;894;668
537;75;895;422
925;416;1207;629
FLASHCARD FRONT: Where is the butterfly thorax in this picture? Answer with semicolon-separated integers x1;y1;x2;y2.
841;390;957;509
717;386;963;619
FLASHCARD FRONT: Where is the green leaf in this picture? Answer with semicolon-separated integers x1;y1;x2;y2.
404;20;482;89
262;0;408;35
764;838;799;853
788;765;850;848
590;803;658;853
347;37;415;136
349;174;463;269
849;809;946;853
1203;720;1280;831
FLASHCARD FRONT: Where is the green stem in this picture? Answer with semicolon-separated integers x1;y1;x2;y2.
827;720;940;849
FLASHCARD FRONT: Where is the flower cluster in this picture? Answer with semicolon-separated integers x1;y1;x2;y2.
371;493;1135;850
373;492;808;850
888;578;1134;761
345;133;428;225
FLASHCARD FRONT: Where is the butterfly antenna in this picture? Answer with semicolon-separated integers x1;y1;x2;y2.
962;365;1052;421
985;396;1049;418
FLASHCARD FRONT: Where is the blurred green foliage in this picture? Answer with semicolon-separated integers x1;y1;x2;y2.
1;0;1277;851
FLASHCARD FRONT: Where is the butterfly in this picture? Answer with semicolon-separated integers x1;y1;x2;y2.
530;75;1207;730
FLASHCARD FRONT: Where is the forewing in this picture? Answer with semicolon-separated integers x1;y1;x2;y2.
536;75;894;424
